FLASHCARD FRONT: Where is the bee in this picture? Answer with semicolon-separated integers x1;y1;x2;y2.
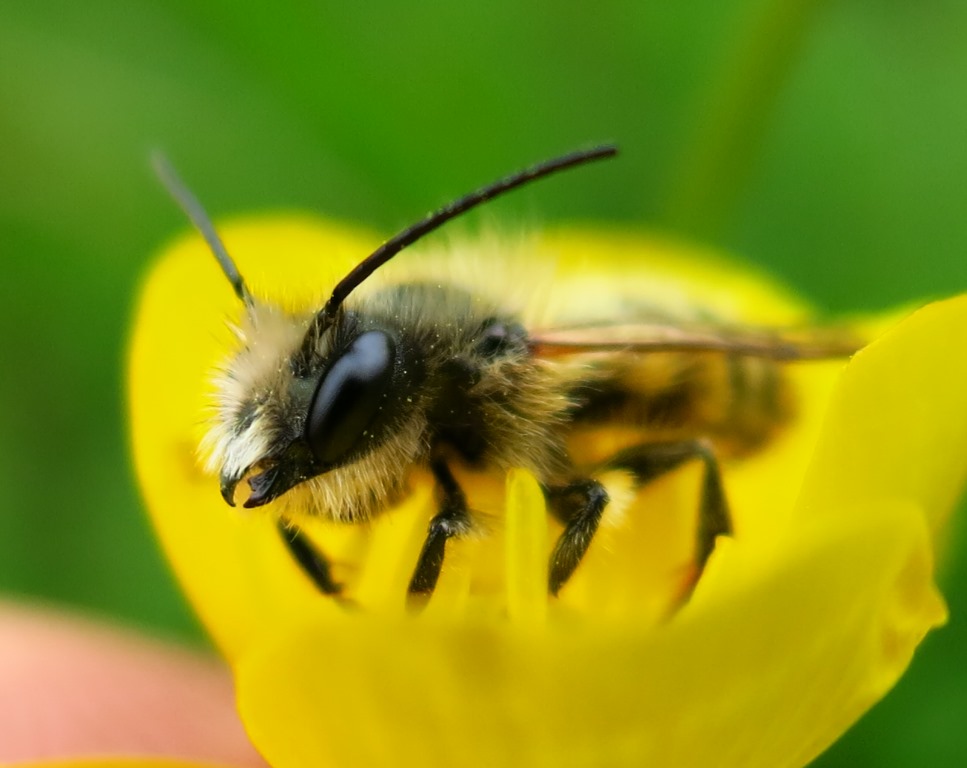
153;146;860;601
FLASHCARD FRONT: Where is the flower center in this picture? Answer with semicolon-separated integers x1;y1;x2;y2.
290;466;702;629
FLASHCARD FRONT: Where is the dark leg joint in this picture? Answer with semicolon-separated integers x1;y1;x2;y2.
545;479;610;596
608;439;711;483
608;438;732;589
407;460;473;600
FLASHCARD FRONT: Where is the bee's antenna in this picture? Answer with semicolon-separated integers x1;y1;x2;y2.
152;151;254;308
321;144;618;320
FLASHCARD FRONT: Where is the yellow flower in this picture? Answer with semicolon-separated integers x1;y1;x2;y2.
129;217;967;768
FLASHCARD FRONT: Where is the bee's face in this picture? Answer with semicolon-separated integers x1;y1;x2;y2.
205;302;402;511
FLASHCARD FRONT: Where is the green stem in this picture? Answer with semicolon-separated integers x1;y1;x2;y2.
661;0;831;237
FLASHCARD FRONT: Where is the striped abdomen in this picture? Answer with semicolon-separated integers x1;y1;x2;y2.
568;351;793;459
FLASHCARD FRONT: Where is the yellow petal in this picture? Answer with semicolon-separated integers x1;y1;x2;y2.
798;295;967;533
235;499;940;768
504;469;549;627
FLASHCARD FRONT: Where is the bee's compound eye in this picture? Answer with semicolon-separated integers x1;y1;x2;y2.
307;330;396;466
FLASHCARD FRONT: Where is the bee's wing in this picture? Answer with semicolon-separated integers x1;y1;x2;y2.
530;321;863;361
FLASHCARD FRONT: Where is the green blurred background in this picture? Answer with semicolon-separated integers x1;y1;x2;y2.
1;0;966;764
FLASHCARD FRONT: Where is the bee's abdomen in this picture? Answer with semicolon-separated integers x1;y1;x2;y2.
570;352;793;457
717;354;792;453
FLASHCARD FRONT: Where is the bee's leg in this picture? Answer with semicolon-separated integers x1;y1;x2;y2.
607;439;730;573
544;479;610;596
407;460;473;599
277;521;342;596
545;439;730;596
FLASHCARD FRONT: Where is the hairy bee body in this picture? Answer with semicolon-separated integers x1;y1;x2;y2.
206;253;794;527
207;276;571;523
157;146;854;598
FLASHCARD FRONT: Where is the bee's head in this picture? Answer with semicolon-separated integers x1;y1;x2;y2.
152;145;616;514
205;302;415;511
